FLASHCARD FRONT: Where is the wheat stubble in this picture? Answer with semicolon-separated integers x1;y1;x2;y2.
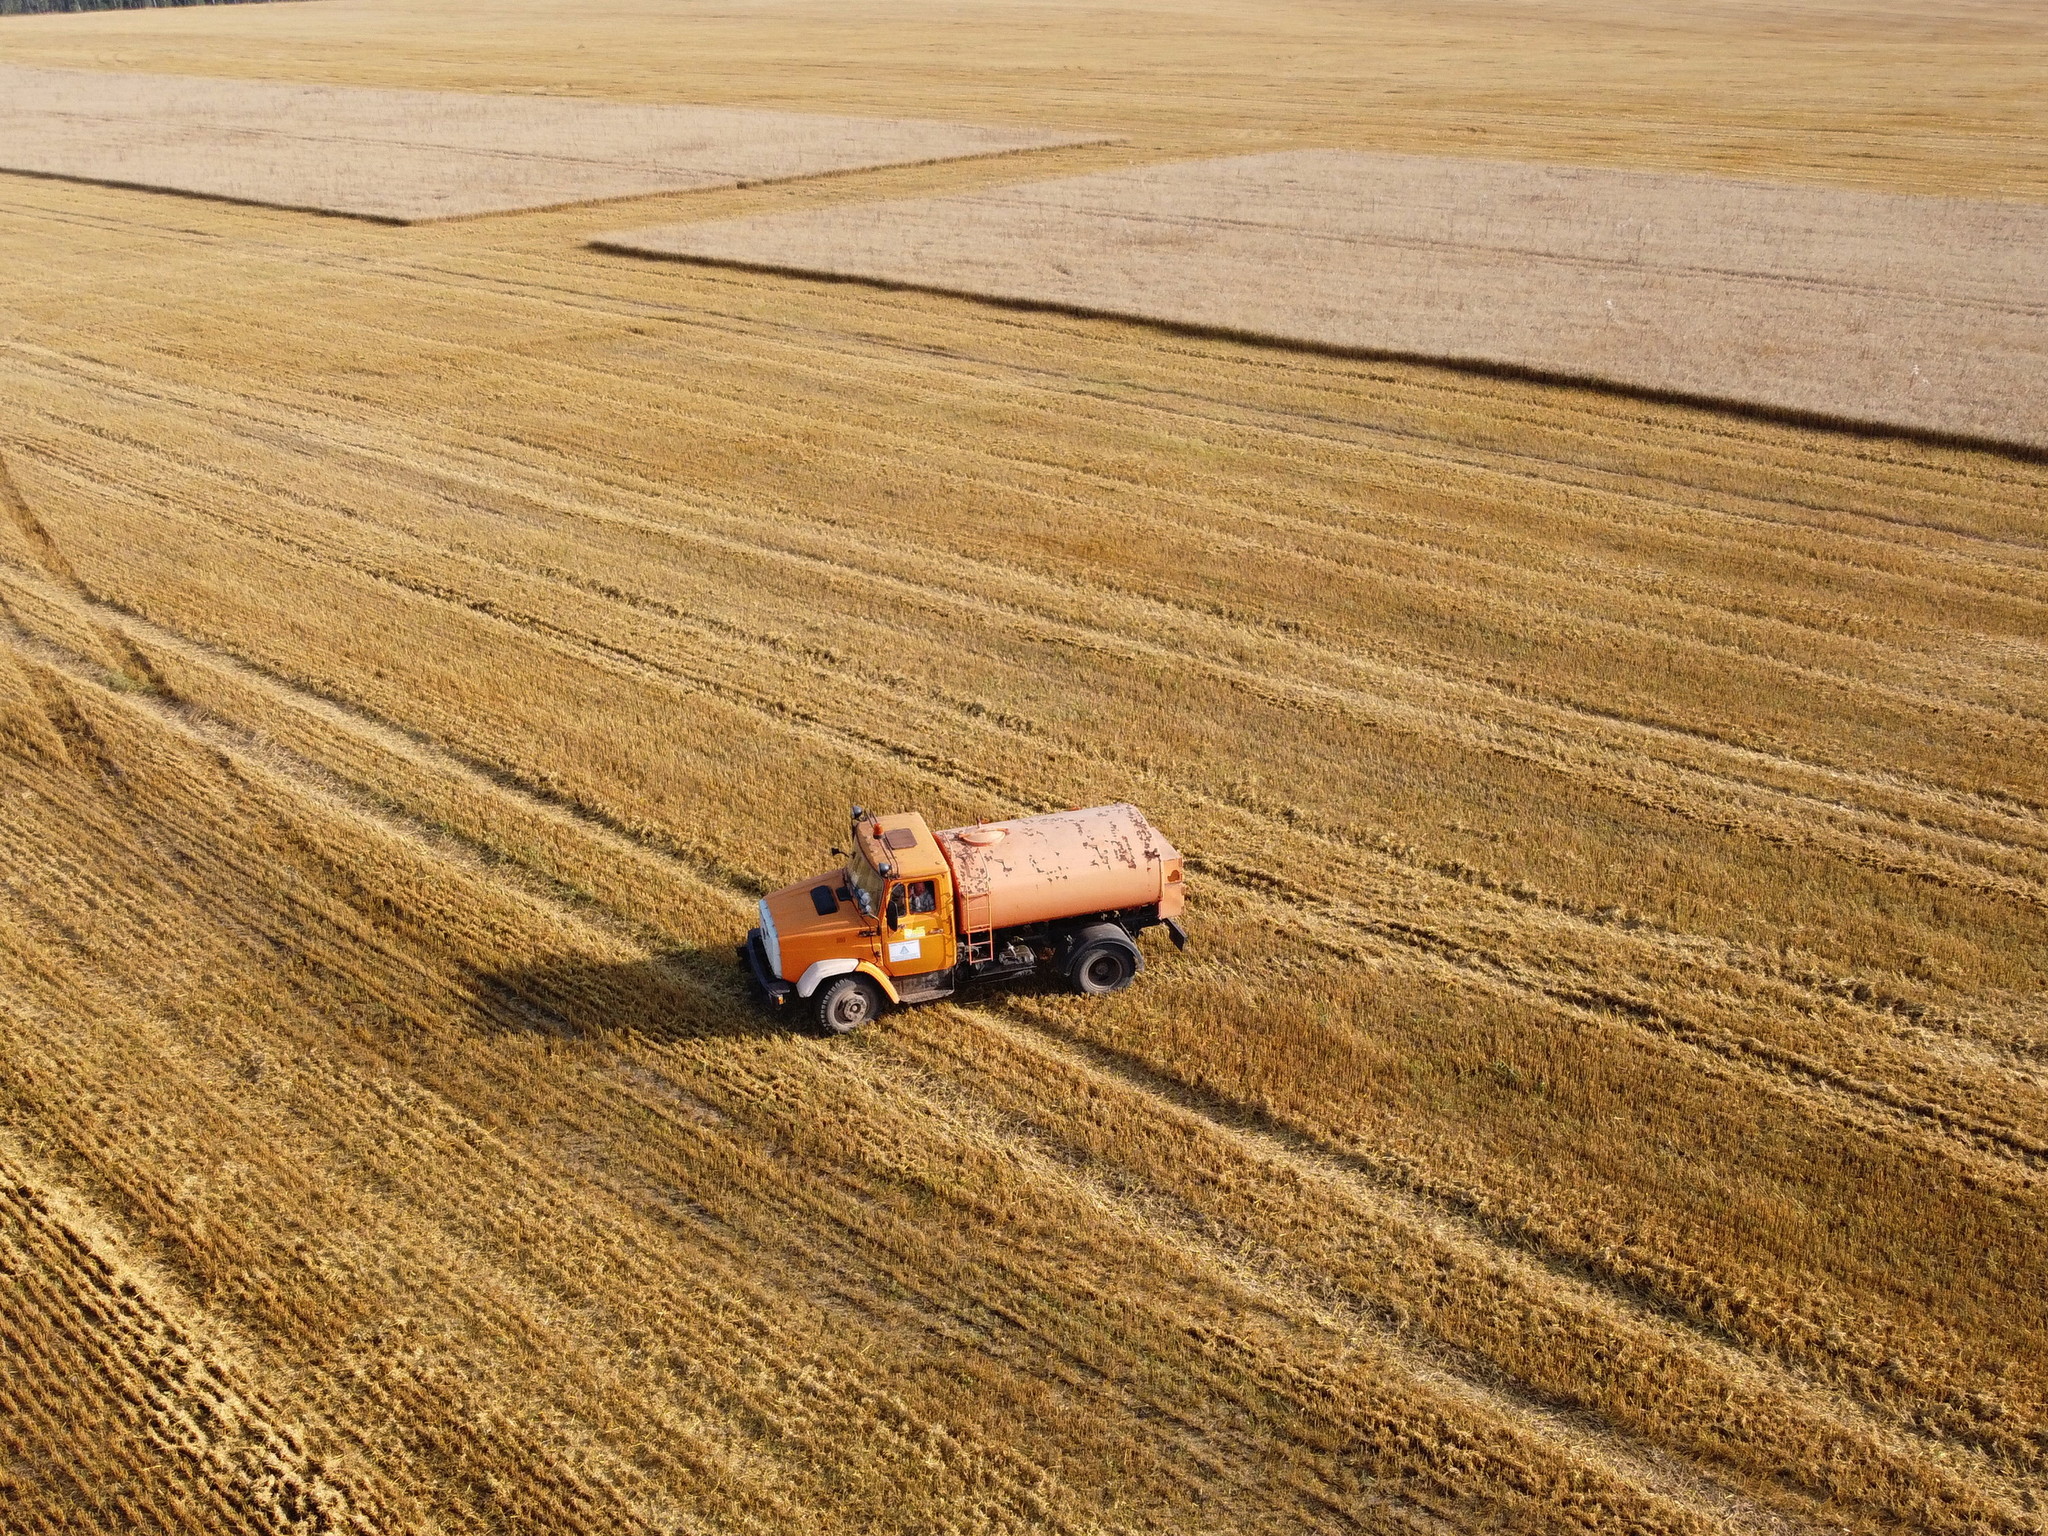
1;0;2045;1530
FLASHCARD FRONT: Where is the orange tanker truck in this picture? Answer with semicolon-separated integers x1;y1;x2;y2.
740;802;1188;1033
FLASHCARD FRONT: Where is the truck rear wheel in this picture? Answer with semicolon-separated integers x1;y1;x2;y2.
815;974;883;1035
1067;926;1143;996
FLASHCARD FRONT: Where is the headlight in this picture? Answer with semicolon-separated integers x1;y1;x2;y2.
757;899;782;978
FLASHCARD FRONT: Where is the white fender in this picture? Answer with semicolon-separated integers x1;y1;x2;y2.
796;957;859;998
797;957;901;1003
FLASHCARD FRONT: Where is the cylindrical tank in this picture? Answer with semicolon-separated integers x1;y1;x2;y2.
936;803;1184;931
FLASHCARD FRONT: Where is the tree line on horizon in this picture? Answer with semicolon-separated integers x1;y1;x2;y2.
1;0;290;14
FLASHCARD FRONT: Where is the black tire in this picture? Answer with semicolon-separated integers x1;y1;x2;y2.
815;973;884;1035
1067;928;1142;996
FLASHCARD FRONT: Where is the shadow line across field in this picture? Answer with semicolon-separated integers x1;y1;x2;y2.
590;244;2048;468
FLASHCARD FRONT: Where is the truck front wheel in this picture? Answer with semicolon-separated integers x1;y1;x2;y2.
815;974;883;1035
1067;927;1143;996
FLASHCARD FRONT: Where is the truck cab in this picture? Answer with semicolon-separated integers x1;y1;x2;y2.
741;803;1185;1034
852;812;956;984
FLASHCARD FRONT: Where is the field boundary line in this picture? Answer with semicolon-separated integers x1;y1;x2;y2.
589;242;2048;468
11;192;2047;541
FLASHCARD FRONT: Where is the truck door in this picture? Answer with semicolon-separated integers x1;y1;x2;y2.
883;875;955;978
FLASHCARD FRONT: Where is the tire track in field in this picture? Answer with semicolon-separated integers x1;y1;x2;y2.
14;409;2048;912
924;998;2047;1525
9;417;2041;1136
1179;852;2048;1175
21;309;2048;751
0;1134;395;1535
7;484;2041;1192
8;156;2039;1531
14;279;2048;729
12;391;2031;1073
3;627;1996;1536
31;329;2045;812
69;590;2045;1490
274;363;2048;752
14;309;2047;761
0;708;1153;1536
0;449;164;696
19;203;2042;578
11;188;2047;615
469;302;2048;639
24;245;2048;634
6;566;2040;1502
17;421;2039;1077
8;385;2039;1409
0;448;179;792
0;634;1748;1536
888;1004;2030;1535
865;1023;1813;1536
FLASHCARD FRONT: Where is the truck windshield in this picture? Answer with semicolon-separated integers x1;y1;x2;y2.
846;846;885;919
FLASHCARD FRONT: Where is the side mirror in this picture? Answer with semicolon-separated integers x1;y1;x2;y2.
886;887;906;929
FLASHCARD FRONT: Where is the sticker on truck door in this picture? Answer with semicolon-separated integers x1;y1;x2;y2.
888;938;922;963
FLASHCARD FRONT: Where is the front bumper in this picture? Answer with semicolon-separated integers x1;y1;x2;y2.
739;928;795;1006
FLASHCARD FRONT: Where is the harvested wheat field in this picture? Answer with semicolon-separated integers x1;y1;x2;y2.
603;150;2048;451
2;0;2047;1533
0;65;1102;222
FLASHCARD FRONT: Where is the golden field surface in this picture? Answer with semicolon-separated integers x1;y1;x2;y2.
1;1;2046;1532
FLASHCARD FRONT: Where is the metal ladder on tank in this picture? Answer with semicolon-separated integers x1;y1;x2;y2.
960;888;994;966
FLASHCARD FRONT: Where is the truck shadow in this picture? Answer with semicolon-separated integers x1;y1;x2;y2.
466;948;1106;1044
466;945;800;1043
